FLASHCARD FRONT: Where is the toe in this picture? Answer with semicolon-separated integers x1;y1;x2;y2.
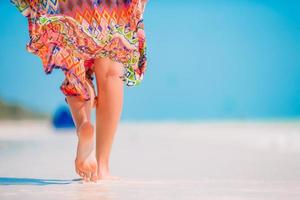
91;172;98;182
76;168;84;178
82;168;91;182
90;164;98;182
79;170;85;178
83;173;88;182
86;172;92;182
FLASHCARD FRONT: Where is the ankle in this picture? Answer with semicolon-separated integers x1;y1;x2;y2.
98;166;110;176
97;160;109;171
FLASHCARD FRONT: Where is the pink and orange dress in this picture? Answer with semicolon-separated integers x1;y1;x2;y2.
11;0;148;102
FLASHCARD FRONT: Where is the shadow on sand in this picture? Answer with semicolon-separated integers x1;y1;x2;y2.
0;177;82;185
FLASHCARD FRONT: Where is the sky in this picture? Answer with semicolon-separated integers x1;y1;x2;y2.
0;0;300;121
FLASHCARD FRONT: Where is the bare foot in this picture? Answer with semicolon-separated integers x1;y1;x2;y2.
75;121;98;182
97;168;121;180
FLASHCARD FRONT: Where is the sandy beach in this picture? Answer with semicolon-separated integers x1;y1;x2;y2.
0;120;300;200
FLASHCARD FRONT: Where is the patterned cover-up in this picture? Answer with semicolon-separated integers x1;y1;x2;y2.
10;0;148;102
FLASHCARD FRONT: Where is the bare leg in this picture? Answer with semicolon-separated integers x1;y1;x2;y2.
94;57;124;180
65;81;98;182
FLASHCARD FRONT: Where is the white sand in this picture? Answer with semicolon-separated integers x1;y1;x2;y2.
0;120;300;199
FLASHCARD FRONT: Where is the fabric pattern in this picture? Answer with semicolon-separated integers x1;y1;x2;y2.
11;0;148;102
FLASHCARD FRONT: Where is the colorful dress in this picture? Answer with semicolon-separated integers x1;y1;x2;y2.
10;0;148;102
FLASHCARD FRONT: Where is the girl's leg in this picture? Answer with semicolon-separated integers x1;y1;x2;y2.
93;57;124;180
65;81;98;182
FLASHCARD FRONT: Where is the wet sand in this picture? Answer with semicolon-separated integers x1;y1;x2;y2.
0;120;300;200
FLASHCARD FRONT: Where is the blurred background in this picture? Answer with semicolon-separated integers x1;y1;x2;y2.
0;0;300;122
0;1;300;198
